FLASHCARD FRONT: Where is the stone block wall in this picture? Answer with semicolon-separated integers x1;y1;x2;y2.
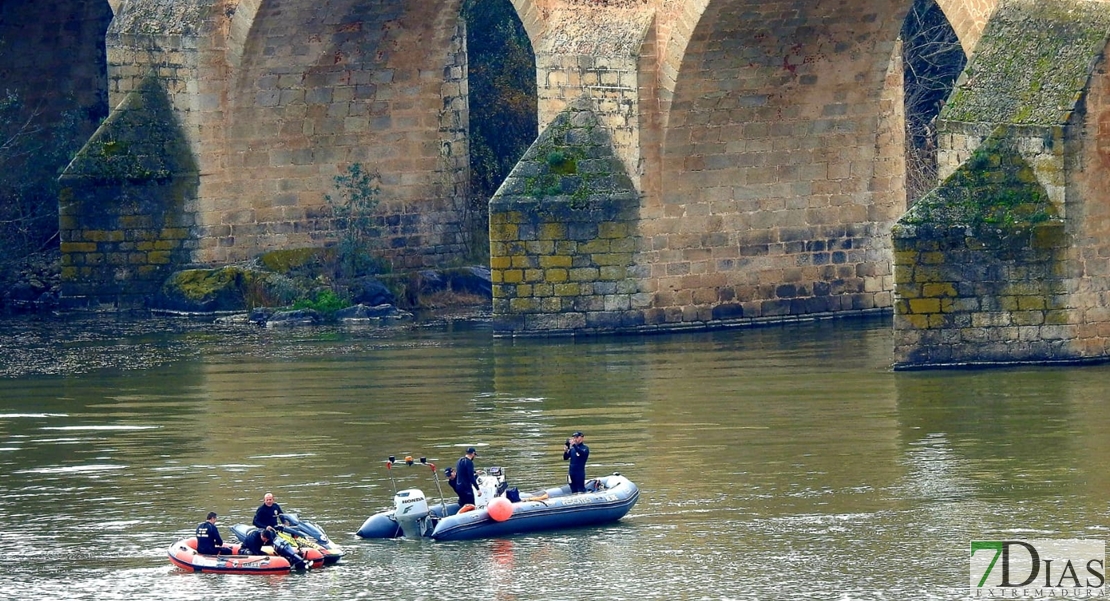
206;0;471;269
893;221;1072;368
105;0;216;153
533;6;654;190
59;180;196;307
59;76;199;308
938;123;1067;209
894;0;1110;368
490;196;642;333
934;0;999;53
641;0;906;328
60;0;474;305
57;0;224;308
490;100;645;334
1062;35;1110;360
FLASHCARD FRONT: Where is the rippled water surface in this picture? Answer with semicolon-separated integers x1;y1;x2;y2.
0;314;1107;600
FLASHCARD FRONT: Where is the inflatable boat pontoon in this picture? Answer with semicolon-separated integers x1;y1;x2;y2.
357;466;638;541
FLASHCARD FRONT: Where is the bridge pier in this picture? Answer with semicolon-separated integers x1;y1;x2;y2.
493;1;917;335
893;0;1110;368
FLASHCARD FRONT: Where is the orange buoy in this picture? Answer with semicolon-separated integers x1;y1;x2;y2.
488;497;513;522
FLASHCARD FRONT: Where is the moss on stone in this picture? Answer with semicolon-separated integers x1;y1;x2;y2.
942;0;1110;126
63;73;197;184
163;266;256;303
899;131;1057;232
258;247;336;275
496;98;635;210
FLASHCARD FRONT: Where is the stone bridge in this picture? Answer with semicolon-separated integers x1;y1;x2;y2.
9;0;1110;368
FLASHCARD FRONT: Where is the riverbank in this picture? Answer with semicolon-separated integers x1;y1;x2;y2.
0;247;493;322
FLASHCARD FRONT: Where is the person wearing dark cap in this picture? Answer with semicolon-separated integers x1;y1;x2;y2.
444;466;461;497
455;447;478;507
195;511;233;555
563;431;589;493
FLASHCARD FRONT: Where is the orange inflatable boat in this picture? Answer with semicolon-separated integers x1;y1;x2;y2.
167;537;324;574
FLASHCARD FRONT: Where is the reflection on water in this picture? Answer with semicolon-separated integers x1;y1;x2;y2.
0;314;1108;600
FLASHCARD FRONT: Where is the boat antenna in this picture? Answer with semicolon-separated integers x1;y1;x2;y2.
386;455;398;495
420;457;448;516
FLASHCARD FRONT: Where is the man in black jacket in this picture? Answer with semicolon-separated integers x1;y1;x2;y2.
238;526;274;556
455;447;478;506
252;492;284;529
563;431;590;493
239;527;307;570
195;512;233;555
444;467;461;499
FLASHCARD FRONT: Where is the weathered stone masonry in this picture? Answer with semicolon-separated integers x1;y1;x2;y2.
39;0;1110;368
490;101;643;334
59;0;472;307
893;134;1070;367
493;0;919;335
59;76;199;307
893;0;1110;368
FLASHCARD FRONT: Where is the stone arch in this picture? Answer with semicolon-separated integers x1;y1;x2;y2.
508;0;547;52
933;0;999;56
208;0;471;266
646;0;913;323
226;0;263;71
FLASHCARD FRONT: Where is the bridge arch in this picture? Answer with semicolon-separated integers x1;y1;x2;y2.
205;0;471;266
226;0;262;71
933;0;998;55
645;0;920;322
655;0;985;140
507;0;547;52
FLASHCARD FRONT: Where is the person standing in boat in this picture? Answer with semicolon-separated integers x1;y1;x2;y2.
455;447;478;507
195;511;233;555
252;492;284;529
563;431;589;493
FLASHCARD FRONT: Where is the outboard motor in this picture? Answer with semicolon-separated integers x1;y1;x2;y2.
392;488;432;537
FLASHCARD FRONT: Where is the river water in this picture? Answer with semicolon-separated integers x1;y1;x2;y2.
0;313;1107;600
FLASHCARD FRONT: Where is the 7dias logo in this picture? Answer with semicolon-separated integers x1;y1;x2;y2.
970;539;1105;598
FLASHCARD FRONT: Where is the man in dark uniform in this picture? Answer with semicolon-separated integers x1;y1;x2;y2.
238;526;274;555
239;527;307;569
563;431;589;493
455;447;478;507
252;492;284;529
444;467;461;498
195;511;233;555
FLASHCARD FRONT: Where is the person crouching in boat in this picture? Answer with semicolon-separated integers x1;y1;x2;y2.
240;527;308;570
239;525;274;556
195;511;234;555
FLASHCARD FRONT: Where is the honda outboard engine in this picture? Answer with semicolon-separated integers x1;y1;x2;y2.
392;488;432;537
